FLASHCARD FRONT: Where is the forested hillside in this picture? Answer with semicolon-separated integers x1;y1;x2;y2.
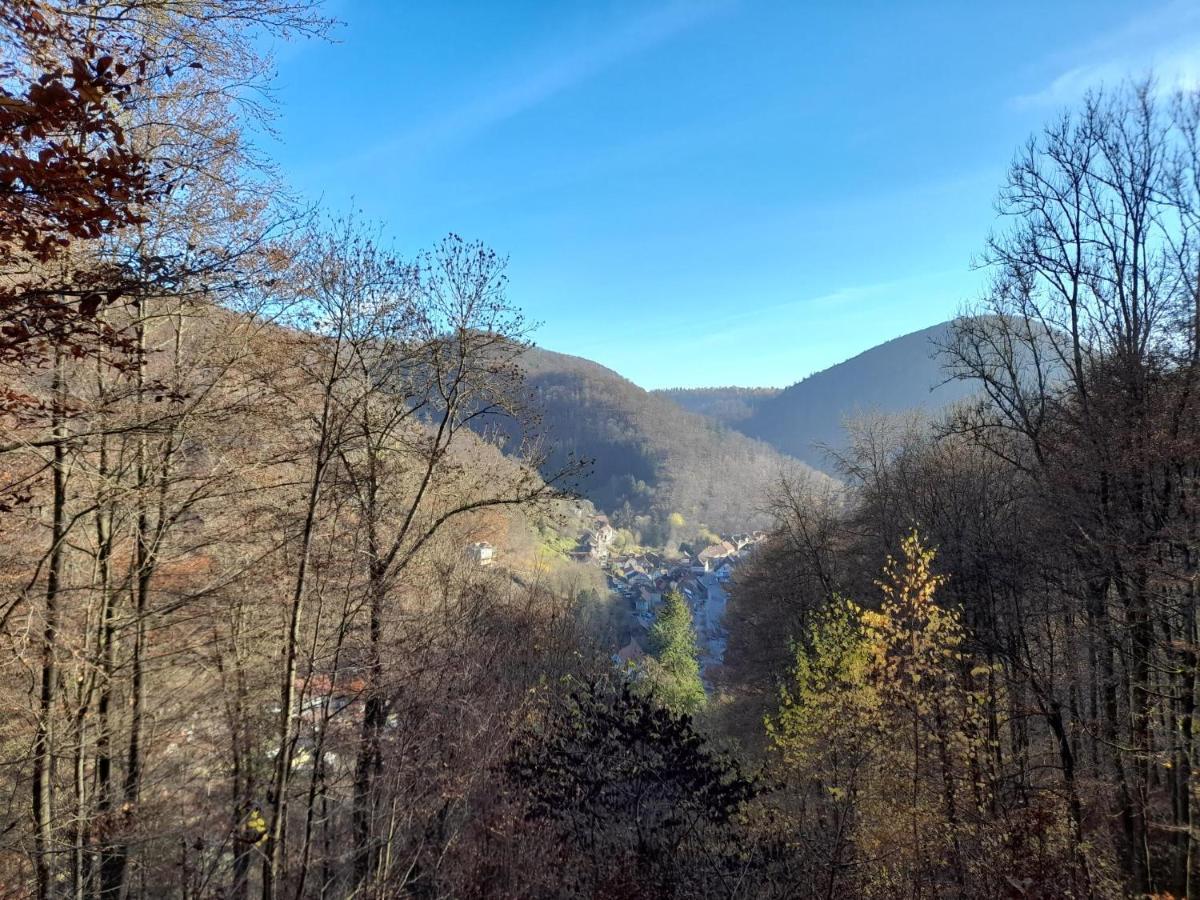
650;386;780;428
727;322;975;471
3;2;1200;899
509;347;827;541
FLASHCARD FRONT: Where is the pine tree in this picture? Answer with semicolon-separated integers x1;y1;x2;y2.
644;590;706;716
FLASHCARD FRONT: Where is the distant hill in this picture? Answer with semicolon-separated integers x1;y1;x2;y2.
510;347;831;539
650;387;780;428
722;321;976;472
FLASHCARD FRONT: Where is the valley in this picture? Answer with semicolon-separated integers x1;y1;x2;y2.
3;3;1198;898
503;324;965;689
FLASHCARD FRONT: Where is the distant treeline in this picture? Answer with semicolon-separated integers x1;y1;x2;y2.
652;386;780;428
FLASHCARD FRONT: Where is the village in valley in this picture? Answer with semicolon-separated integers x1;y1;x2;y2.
469;511;765;682
572;514;766;682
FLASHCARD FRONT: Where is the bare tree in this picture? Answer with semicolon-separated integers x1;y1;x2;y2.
945;81;1200;895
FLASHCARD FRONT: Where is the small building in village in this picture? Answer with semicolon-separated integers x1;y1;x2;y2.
591;514;616;548
466;541;495;566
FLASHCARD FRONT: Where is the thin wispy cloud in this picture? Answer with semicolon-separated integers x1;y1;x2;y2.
555;269;959;365
1013;1;1200;108
346;1;730;170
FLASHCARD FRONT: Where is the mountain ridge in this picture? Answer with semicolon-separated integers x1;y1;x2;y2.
508;344;831;542
656;320;977;472
504;320;978;537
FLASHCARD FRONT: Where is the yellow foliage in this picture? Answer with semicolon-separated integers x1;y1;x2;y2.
245;807;267;845
769;530;1000;898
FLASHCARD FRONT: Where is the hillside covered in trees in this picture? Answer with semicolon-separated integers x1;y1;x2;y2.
737;321;976;470
659;323;978;473
2;2;1200;899
650;386;780;428
508;346;828;542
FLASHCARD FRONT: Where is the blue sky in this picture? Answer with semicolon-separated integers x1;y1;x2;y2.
263;1;1200;389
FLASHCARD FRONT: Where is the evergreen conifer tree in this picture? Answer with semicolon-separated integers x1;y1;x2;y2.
644;590;706;715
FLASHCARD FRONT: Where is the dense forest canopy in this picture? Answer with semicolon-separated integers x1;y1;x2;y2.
650;386;780;428
504;345;830;542
2;2;1200;899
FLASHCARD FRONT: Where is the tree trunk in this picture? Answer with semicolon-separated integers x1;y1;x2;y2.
32;350;67;900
